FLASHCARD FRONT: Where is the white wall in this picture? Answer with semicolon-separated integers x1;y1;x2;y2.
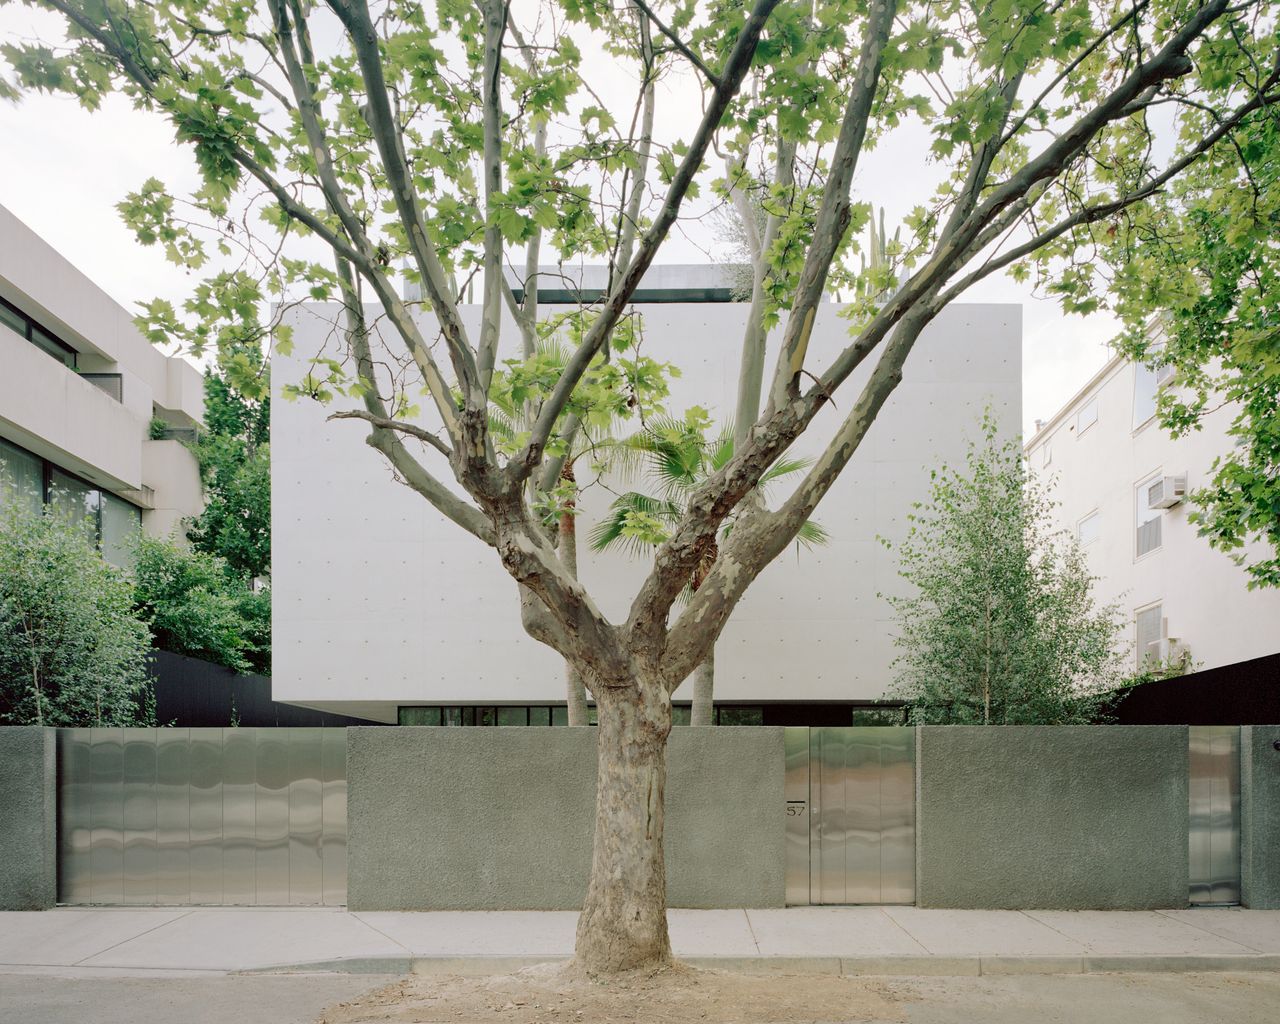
1026;358;1280;673
273;300;1021;720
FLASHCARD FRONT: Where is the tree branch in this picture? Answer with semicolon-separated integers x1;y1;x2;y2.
327;410;453;457
631;0;720;86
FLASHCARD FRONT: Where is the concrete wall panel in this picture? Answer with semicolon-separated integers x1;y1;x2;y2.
1242;725;1280;908
916;726;1189;909
346;727;784;911
0;727;56;910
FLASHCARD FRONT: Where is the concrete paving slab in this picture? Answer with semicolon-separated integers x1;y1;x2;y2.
79;909;405;970
669;909;760;956
353;910;578;956
745;907;929;956
883;907;1085;956
1155;909;1280;953
1024;910;1259;955
0;909;190;966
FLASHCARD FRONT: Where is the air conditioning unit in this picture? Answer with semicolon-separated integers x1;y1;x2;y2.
1155;362;1176;386
1145;637;1189;666
1147;474;1187;509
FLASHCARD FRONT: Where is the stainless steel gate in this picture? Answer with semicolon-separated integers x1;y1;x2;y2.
784;727;915;905
1189;725;1241;906
56;728;347;906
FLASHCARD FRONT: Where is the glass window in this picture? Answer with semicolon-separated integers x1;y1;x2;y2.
398;707;442;726
48;467;99;541
1133;361;1160;429
717;707;764;726
851;706;905;726
1076;399;1098;435
551;705;568;726
671;705;691;727
1078;510;1101;547
0;439;43;516
1135;475;1162;557
529;706;552;727
30;326;75;368
497;707;527;726
1136;605;1163;669
1041;443;1052;467
100;490;141;568
0;301;26;340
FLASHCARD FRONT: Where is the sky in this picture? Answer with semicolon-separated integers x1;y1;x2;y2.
0;5;1120;438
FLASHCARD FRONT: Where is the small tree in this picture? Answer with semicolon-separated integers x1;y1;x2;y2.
133;534;271;674
187;369;271;584
0;505;151;726
887;417;1125;725
591;409;826;725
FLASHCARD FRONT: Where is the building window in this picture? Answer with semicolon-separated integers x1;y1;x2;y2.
1041;443;1052;467
1078;510;1101;546
0;436;140;567
1133;360;1160;429
1136;604;1164;669
1135;474;1162;557
1076;399;1098;435
0;295;77;368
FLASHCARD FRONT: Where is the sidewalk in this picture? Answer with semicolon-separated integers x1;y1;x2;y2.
1;906;1279;978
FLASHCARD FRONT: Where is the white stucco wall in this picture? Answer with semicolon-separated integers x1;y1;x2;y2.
1026;357;1280;673
272;299;1020;720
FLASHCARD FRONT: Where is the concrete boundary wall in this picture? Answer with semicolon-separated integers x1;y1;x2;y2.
916;726;1189;910
346;726;785;911
1242;726;1280;908
0;727;56;910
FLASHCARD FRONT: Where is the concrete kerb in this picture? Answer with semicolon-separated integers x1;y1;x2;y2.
238;953;1280;978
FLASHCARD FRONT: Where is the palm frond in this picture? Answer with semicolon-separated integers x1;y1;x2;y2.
795;518;830;549
588;492;681;556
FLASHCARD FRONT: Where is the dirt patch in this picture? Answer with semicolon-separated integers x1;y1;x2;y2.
315;962;908;1024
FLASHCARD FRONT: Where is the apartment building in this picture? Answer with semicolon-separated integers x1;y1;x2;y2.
272;267;1021;724
0;205;205;563
1026;353;1280;674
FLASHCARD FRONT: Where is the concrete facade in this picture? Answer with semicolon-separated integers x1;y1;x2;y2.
1025;354;1280;674
0;204;204;552
916;726;1189;910
346;727;785;911
273;291;1020;721
0;727;56;910
1241;725;1280;909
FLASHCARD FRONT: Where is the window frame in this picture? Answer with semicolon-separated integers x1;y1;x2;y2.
0;294;78;368
1135;472;1163;560
1076;398;1099;436
1077;509;1101;547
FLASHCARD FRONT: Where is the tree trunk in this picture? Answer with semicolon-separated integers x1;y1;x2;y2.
575;681;673;973
559;466;590;727
690;647;714;726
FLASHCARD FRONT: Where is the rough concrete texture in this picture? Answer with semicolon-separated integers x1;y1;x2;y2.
346;726;784;911
916;726;1189;909
0;727;56;910
1242;726;1280;909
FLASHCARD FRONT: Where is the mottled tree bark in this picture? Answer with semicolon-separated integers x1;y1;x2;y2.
690;649;714;726
558;472;590;727
575;681;673;972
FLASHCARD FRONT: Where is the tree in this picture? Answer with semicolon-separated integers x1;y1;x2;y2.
132;534;271;675
591;409;826;725
5;0;1273;974
0;505;151;726
1105;115;1280;589
187;369;272;583
886;417;1125;725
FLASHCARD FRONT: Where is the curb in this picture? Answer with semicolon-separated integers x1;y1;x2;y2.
239;953;1280;978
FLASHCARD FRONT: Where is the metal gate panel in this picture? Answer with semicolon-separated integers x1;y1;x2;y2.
56;727;347;906
1189;725;1241;906
785;727;916;905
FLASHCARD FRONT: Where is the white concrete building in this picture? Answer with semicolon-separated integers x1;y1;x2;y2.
272;272;1020;724
0;205;205;563
1025;353;1280;675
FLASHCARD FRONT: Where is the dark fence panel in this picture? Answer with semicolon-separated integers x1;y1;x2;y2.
149;650;378;728
1111;653;1280;726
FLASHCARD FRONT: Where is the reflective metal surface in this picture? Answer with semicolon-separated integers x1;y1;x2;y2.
56;728;347;905
1189;725;1241;906
786;727;916;905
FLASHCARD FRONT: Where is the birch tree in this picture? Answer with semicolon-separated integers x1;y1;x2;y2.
4;0;1276;975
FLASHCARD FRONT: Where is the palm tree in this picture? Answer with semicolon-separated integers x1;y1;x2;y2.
590;410;827;725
